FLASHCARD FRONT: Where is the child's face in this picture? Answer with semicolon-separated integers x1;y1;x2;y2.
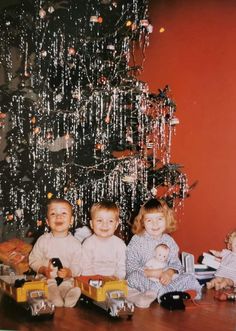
90;209;119;239
155;246;169;262
143;212;166;238
231;237;236;253
47;202;73;237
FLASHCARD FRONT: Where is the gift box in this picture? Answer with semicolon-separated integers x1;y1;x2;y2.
0;238;32;274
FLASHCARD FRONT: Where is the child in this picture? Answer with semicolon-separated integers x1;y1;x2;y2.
206;230;236;290
29;198;82;307
81;200;126;279
126;198;202;308
145;244;170;282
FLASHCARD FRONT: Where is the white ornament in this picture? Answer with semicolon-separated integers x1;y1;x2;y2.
122;175;137;183
147;24;153;33
90;16;98;23
48;6;55;14
47;135;74;152
169;117;180;126
151;187;157;196
15;209;23;218
140;19;149;27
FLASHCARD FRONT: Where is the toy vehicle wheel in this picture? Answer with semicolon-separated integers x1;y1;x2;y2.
108;308;115;317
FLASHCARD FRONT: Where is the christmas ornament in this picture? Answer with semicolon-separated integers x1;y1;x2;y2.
47;192;53;199
39;8;46;18
68;47;76;56
0;0;190;242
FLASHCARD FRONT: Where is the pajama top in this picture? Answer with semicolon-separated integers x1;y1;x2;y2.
29;232;82;277
126;231;201;299
81;234;126;279
215;249;236;284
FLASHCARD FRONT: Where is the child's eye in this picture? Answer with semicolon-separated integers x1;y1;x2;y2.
96;219;102;223
109;219;115;223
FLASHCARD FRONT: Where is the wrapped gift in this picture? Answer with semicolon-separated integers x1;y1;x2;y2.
0;238;32;274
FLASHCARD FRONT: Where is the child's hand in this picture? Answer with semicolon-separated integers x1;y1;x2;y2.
57;267;72;279
144;268;163;279
38;264;52;279
159;269;175;286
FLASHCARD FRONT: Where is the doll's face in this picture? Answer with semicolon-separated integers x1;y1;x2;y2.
155;246;169;262
231;237;236;253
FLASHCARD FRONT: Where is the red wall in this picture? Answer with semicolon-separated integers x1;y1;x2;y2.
141;0;236;260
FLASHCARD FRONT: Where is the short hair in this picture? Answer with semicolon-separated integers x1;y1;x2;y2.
90;200;119;221
132;199;177;235
46;198;73;215
225;230;236;250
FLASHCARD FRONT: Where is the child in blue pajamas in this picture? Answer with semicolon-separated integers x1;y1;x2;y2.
126;198;202;308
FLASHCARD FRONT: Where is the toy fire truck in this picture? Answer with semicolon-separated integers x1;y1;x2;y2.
0;274;54;317
75;275;134;318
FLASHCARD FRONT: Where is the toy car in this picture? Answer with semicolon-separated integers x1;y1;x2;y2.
214;289;236;302
105;289;134;317
26;289;54;316
75;275;134;318
0;274;54;317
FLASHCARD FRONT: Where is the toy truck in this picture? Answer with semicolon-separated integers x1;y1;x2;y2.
75;275;134;318
0;274;54;317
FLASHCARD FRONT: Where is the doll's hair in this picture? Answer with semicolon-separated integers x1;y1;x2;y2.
225;230;236;250
132;199;177;235
155;243;170;252
90;200;119;221
46;198;73;215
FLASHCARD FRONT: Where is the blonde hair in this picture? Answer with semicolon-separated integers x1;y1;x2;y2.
90;200;119;221
132;199;177;235
225;230;236;250
155;243;170;251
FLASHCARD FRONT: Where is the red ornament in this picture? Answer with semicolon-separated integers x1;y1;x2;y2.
68;47;76;56
97;16;103;23
105;115;110;124
7;214;14;221
24;71;31;78
98;76;107;85
39;8;47;19
0;112;6;127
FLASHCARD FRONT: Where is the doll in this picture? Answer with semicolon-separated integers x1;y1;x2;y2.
145;244;170;282
206;230;236;290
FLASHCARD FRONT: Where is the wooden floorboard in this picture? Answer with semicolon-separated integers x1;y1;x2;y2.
0;288;235;331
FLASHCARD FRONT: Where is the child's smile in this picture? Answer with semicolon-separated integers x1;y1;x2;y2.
90;210;119;238
143;212;166;238
47;202;73;237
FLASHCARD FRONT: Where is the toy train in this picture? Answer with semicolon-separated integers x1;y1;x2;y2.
0;274;54;317
75;275;134;318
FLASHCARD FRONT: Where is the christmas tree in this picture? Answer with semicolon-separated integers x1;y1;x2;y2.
0;0;189;242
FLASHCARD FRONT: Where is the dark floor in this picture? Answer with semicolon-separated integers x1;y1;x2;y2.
0;287;236;331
